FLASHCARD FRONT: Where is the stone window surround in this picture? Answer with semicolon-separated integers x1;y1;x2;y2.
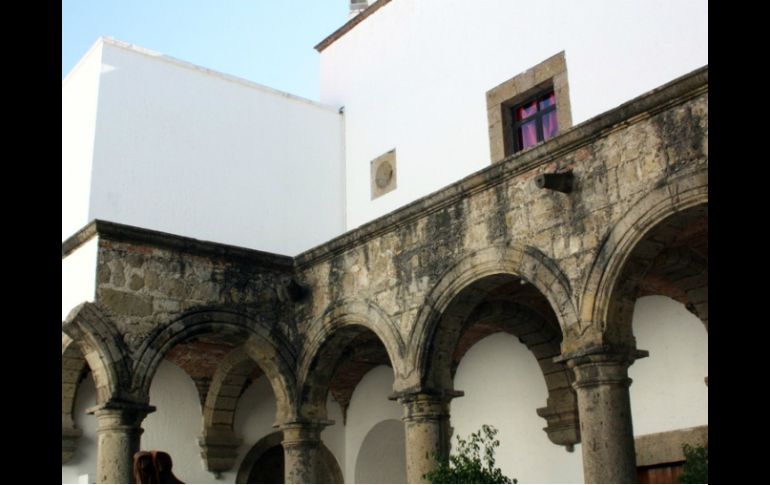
486;51;572;163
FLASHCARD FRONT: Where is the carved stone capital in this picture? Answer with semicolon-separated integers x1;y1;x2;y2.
392;389;463;422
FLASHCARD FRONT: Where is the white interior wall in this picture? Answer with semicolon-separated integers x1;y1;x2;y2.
142;360;211;484
321;394;347;478
354;419;406;483
629;295;709;436
62;42;102;242
344;365;403;483
61;237;98;321
452;333;584;484
319;0;708;229
62;373;97;484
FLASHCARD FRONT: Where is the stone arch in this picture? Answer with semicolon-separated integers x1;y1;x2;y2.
236;431;343;484
199;345;268;473
408;244;577;390
641;246;708;330
62;302;133;404
131;307;296;421
407;245;580;447
296;299;404;421
579;177;708;348
62;333;89;463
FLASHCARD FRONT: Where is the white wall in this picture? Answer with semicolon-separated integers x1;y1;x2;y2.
61;237;98;321
355;419;406;483
629;295;708;436
65;38;346;255
142;360;211;484
63;43;102;242
319;0;708;228
321;394;347;478
344;365;403;483
62;373;97;484
453;333;584;483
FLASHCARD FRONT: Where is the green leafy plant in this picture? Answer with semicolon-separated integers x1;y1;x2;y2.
424;425;517;484
678;444;708;483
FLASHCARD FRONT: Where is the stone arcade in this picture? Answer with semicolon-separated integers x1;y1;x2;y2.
63;65;707;483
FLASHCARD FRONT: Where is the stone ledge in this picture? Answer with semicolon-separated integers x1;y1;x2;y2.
635;425;708;466
62;219;294;271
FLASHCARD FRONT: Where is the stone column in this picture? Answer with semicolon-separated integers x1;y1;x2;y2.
87;401;155;484
397;391;462;484
562;347;647;484
281;421;329;484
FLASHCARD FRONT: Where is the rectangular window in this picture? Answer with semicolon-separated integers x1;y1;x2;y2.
512;91;558;152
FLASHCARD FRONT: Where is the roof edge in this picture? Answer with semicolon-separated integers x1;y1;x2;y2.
62;220;294;270
315;0;393;52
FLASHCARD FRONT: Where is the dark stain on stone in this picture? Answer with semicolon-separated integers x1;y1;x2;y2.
487;184;511;244
328;255;345;303
652;103;704;178
390;201;468;304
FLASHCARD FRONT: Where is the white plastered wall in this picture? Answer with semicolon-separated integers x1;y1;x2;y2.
629;295;709;436
62;42;102;242
61;237;98;321
319;0;708;228
452;333;584;483
64;38;346;255
344;366;403;483
142;360;211;484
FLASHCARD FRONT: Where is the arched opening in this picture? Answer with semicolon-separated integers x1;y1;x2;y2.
132;309;297;482
236;432;343;484
62;336;99;483
142;358;207;483
424;272;582;482
355;419;406;483
608;204;708;482
299;316;402;483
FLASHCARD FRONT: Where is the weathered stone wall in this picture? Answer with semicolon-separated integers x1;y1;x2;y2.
293;68;708;388
93;234;295;352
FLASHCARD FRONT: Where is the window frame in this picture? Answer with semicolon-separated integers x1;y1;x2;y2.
511;90;558;153
485;51;572;163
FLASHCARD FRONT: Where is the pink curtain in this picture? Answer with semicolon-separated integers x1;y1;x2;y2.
516;101;537;121
541;111;558;140
519;121;538;149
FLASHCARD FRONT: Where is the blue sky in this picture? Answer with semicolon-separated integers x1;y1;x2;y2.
62;0;350;101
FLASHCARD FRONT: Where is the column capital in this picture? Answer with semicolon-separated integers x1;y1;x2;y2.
389;387;464;404
393;389;462;426
279;419;333;445
555;344;648;366
86;399;156;416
